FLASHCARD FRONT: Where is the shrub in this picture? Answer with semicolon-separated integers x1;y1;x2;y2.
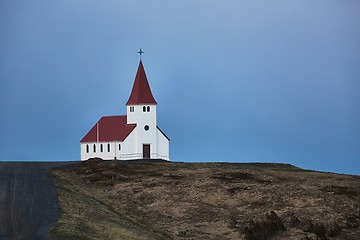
289;214;301;227
322;185;359;198
345;212;360;229
328;223;341;237
243;211;285;240
304;222;327;240
212;172;255;183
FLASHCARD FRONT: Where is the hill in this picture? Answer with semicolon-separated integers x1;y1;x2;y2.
50;160;360;240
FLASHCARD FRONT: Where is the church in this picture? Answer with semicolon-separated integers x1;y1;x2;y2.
80;55;170;161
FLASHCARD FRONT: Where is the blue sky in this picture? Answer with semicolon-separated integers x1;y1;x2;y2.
0;0;359;175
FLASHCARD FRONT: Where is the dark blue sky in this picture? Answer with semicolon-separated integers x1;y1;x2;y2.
1;1;359;175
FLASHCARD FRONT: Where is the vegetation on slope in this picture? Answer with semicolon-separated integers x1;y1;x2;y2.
50;160;360;240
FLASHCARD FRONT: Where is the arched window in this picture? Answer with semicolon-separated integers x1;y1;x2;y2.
100;144;103;152
93;144;96;153
143;106;146;112
119;144;121;151
86;144;89;153
108;143;110;152
147;106;150;112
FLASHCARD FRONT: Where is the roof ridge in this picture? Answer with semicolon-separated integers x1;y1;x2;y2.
80;115;137;143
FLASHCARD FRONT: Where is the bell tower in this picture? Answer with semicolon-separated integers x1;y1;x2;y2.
126;51;158;158
80;49;169;161
126;59;157;127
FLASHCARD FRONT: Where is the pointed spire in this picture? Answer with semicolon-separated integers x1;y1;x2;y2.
126;60;157;105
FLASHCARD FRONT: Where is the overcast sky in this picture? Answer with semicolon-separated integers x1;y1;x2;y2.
0;0;359;175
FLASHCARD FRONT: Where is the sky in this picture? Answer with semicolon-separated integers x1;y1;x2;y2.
0;0;359;175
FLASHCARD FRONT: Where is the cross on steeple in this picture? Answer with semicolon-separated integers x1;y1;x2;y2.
138;48;144;59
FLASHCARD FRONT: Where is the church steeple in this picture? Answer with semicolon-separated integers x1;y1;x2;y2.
126;60;157;105
80;51;169;161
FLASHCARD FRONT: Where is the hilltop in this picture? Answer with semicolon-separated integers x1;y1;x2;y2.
50;160;360;240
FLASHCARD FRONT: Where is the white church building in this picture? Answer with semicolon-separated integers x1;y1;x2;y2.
80;58;170;161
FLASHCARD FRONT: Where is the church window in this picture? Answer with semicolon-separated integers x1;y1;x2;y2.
86;144;89;153
144;125;149;131
93;144;96;153
100;144;103;152
108;143;110;152
130;106;134;112
147;106;150;112
119;144;121;151
143;106;146;112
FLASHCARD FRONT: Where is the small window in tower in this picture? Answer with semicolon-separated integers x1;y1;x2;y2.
147;106;150;112
100;144;103;152
86;144;89;153
130;106;134;112
108;143;110;152
119;144;121;151
93;144;96;153
143;106;146;112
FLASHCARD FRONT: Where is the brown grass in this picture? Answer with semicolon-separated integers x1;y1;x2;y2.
50;160;360;239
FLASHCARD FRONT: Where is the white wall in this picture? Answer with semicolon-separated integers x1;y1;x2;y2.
81;103;170;161
118;128;140;160
126;104;158;158
80;129;169;161
156;128;170;161
80;141;123;160
127;104;157;126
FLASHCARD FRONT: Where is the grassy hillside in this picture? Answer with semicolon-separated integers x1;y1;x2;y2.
50;160;360;240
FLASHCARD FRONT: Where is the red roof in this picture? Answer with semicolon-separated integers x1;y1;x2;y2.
80;115;136;143
126;60;157;105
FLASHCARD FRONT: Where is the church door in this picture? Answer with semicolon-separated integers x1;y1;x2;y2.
143;144;150;159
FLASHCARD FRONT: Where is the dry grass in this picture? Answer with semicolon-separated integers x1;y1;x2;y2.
50;160;360;240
